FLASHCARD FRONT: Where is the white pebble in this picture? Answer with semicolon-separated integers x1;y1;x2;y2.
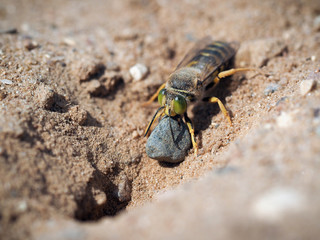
276;112;293;128
63;37;76;46
0;79;13;85
132;130;139;139
300;79;316;96
94;192;107;206
313;15;320;31
129;63;148;81
252;187;305;222
17;200;28;212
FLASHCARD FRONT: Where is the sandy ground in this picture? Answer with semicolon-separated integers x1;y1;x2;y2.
0;0;320;239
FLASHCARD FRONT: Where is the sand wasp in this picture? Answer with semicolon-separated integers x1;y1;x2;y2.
144;37;251;156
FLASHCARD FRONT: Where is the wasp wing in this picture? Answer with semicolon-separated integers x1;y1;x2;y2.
175;36;214;70
175;37;240;87
197;41;240;86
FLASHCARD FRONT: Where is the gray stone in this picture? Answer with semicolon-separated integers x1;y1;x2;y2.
146;116;191;163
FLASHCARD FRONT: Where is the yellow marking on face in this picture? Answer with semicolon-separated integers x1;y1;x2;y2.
165;105;177;116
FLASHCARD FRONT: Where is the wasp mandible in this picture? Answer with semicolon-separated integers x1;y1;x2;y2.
144;37;251;156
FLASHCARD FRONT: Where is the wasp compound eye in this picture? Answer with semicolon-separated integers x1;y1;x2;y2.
158;88;167;106
173;95;187;115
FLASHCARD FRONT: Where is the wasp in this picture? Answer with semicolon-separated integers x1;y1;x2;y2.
144;37;251;156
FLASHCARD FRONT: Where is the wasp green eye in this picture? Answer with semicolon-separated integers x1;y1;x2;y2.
173;95;187;115
158;88;167;106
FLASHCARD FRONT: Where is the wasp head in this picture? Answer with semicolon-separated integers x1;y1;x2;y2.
144;88;188;137
158;88;187;117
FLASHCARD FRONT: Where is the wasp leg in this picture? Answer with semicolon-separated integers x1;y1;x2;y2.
207;68;253;124
210;68;253;90
211;76;221;90
142;83;166;107
209;97;232;125
218;68;253;79
184;113;198;156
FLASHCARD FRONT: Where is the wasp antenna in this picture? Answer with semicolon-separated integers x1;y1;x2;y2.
168;109;175;143
144;106;164;137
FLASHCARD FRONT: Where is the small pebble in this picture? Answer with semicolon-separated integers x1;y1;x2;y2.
313;15;320;31
85;80;105;96
94;191;107;206
276;112;294;128
300;79;316;96
264;83;280;96
68;106;88;125
106;61;120;71
132;130;139;139
35;85;56;110
63;37;76;46
16;200;28;213
71;58;105;82
0;79;13;85
129;63;149;81
146;116;191;163
101;72;123;95
24;40;39;51
117;175;131;202
114;29;138;41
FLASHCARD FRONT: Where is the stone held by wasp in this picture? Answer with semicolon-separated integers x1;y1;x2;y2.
146;116;191;163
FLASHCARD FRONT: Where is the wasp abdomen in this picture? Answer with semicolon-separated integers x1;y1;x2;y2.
187;41;236;73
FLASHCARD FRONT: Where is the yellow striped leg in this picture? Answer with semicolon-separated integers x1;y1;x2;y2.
184;113;198;156
218;68;253;79
209;97;232;125
208;68;253;125
211;68;253;89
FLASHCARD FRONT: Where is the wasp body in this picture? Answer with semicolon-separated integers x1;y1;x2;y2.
144;37;250;156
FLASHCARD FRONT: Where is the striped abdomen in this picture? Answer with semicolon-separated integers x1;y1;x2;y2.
186;41;236;81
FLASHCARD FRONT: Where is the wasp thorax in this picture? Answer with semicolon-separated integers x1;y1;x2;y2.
168;68;199;91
